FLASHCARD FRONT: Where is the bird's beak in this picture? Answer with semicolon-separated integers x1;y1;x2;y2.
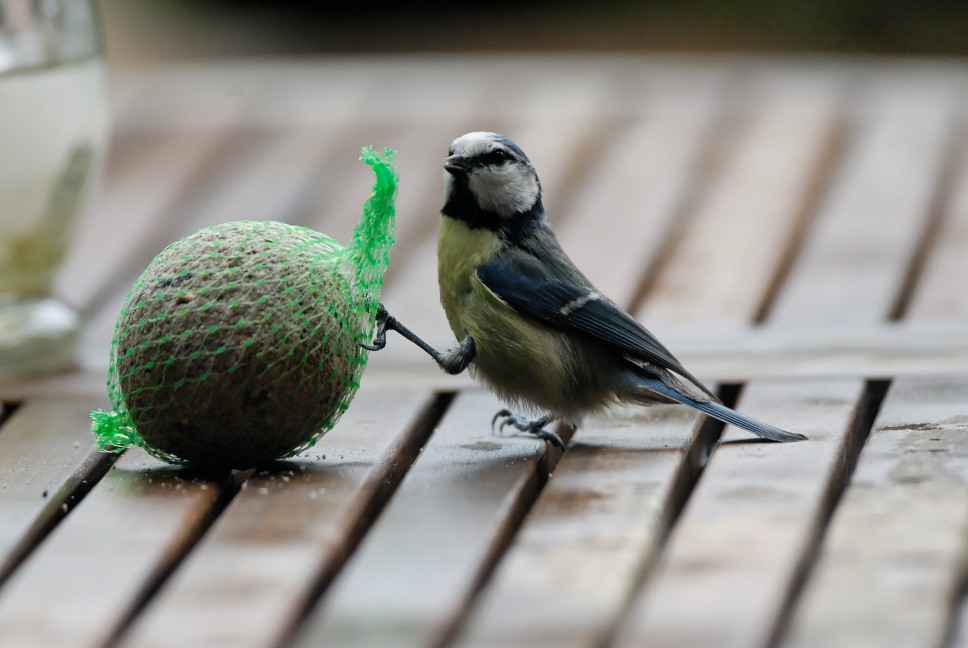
443;154;472;175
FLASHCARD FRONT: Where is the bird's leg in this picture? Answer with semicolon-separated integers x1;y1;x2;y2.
492;410;565;451
362;303;475;375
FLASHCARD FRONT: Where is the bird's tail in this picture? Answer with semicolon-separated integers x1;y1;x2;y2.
635;374;806;443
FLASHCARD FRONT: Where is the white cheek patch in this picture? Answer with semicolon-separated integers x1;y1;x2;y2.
468;165;539;217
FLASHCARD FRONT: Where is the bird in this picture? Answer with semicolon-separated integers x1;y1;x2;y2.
367;131;805;448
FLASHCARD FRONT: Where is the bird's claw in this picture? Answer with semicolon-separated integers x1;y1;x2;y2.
491;409;565;451
361;330;387;352
491;408;513;431
361;305;391;351
533;428;566;451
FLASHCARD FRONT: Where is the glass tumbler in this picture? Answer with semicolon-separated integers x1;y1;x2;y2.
0;0;108;375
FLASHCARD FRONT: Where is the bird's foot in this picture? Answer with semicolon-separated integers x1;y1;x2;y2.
491;409;565;451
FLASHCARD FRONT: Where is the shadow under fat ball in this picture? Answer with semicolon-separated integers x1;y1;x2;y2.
91;148;397;470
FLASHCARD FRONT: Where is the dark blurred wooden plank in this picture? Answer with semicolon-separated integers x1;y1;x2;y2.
661;321;968;382
0;369;106;402
116;387;440;648
0;399;112;585
56;128;234;318
763;76;958;327
454;66;847;648
73;126;342;372
551;63;728;306
904;121;968;320
615;70;960;648
638;67;846;334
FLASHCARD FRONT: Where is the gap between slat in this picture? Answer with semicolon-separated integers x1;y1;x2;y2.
751;96;849;324
765;379;890;647
103;467;249;648
624;68;743;317
886;116;965;323
0;429;117;589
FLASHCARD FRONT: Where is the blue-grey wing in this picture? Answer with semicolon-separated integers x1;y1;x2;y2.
476;258;714;397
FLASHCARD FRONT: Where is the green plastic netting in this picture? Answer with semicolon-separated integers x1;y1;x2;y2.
91;147;397;469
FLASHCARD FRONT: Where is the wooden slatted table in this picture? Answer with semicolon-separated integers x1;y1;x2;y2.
2;54;967;648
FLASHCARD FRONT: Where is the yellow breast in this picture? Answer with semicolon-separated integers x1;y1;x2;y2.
437;216;501;339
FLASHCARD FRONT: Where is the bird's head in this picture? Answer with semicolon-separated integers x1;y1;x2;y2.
441;132;542;227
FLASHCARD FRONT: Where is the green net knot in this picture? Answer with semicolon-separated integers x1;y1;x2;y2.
91;409;144;453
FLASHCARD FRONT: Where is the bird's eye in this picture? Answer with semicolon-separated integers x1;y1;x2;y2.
481;149;511;166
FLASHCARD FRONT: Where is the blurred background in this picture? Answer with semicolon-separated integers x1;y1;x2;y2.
100;0;968;63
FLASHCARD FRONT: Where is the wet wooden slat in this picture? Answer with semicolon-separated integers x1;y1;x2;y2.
117;387;439;648
454;67;846;648
904;118;968;320
614;379;869;648
451;402;704;648
660;321;968;382
289;391;553;648
614;71;959;648
170;127;344;230
0;449;226;648
0;400;112;584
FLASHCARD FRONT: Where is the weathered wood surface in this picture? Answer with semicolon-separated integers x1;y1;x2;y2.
782;85;968;648
613;69;959;648
1;54;967;648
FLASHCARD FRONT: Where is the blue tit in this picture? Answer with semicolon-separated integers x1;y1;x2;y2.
368;131;805;448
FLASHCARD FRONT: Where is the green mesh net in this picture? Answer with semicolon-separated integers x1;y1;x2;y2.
91;147;397;469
